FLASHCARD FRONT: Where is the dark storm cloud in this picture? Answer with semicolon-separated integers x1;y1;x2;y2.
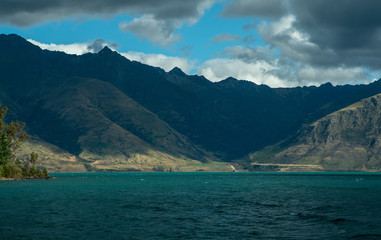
291;0;381;50
289;0;381;68
0;0;210;26
86;39;119;53
222;0;381;70
221;0;288;19
87;39;106;53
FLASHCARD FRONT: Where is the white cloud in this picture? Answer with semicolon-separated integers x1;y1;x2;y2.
119;15;182;46
27;38;194;74
27;39;90;55
297;66;370;86
197;57;372;87
121;52;194;73
197;58;289;87
27;39;116;55
192;0;215;25
27;38;374;88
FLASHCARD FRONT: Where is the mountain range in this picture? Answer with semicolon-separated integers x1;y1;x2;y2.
1;34;381;172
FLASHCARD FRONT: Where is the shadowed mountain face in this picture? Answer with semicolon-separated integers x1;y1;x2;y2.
1;34;381;171
248;94;381;171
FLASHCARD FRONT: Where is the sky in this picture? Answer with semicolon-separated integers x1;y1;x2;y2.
0;0;381;87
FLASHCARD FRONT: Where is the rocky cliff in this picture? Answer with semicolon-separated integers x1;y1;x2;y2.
249;94;381;171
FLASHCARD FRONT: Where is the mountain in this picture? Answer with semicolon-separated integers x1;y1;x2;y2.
245;94;381;171
1;33;381;171
0;35;213;172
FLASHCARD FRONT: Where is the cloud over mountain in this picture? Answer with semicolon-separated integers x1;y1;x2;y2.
211;0;381;86
221;0;381;69
119;15;181;46
6;0;381;87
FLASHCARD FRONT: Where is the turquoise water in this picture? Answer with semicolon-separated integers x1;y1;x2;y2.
1;172;381;239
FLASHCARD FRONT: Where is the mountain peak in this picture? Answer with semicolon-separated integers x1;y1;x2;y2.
0;33;42;54
319;82;333;88
98;46;114;55
169;67;186;76
223;77;238;82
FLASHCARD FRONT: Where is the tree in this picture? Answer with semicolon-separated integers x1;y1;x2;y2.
0;105;7;132
43;168;49;177
0;105;48;179
0;105;29;162
0;133;11;165
30;152;39;167
0;106;10;165
5;120;29;161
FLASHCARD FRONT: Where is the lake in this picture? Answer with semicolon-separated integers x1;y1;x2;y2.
1;172;381;239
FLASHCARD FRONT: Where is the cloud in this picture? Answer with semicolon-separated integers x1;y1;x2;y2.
257;15;335;66
28;37;373;88
212;0;381;86
218;45;274;62
27;38;194;74
0;0;214;26
197;55;371;87
121;51;194;73
221;0;288;19
87;39;120;53
289;0;381;69
222;0;381;71
210;33;240;43
198;40;372;87
119;15;181;46
117;0;214;46
27;39;91;55
0;0;215;46
27;39;116;55
296;66;370;86
197;58;288;87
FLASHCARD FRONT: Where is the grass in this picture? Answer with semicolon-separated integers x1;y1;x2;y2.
175;162;234;172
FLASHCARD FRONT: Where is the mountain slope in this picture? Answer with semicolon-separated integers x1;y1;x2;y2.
31;35;381;159
1;34;381;171
247;94;381;171
0;35;213;171
25;77;210;171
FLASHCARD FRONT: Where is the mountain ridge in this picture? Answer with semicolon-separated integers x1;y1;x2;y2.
246;93;381;171
1;34;381;171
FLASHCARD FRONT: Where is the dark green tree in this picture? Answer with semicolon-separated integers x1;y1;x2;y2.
0;105;29;162
30;152;39;167
0;133;11;165
0;105;48;179
43;168;49;177
0;105;7;132
5;120;29;161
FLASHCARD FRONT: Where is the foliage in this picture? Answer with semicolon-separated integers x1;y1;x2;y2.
30;152;39;167
0;105;49;179
0;133;11;165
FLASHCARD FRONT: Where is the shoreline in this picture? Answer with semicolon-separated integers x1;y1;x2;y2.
0;176;53;181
